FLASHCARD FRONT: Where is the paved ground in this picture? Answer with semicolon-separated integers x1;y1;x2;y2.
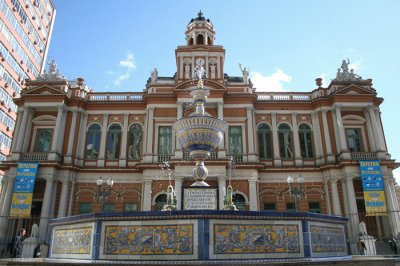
0;256;399;265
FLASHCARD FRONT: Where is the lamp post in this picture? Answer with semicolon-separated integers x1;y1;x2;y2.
287;174;305;212
95;176;114;203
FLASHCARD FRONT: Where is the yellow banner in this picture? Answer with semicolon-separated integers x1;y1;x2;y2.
10;193;33;217
364;190;387;216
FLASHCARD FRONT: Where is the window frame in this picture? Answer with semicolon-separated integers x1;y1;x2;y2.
298;123;314;159
278;123;294;159
32;128;53;152
106;123;122;160
127;123;143;160
85;123;101;160
257;123;272;159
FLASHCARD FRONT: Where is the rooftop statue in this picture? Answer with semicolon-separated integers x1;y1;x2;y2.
239;63;249;85
333;58;365;82
36;59;66;81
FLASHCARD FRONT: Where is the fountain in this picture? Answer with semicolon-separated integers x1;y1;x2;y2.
173;63;228;186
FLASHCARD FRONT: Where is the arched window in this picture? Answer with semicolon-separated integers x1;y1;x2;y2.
196;34;204;45
207;36;213;45
232;193;246;210
278;124;293;159
106;124;122;159
128;124;143;160
299;124;314;158
85;124;101;159
154;194;167;211
257;123;272;159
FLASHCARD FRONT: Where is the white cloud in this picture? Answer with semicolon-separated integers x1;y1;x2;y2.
250;69;292;92
342;48;356;53
105;52;137;87
114;72;130;86
348;59;361;71
119;52;136;70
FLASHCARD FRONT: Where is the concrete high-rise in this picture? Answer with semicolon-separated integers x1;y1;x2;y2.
0;0;56;189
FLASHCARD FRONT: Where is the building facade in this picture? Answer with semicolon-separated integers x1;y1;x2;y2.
0;12;398;253
0;0;56;191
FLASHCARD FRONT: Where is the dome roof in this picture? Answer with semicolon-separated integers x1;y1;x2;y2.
188;10;212;25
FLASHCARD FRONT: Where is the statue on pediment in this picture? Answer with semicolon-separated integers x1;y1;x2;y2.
36;59;66;81
333;59;366;82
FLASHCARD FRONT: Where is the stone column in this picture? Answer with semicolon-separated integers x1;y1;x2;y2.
39;176;56;242
65;110;78;163
175;177;183;210
217;102;226;158
248;179;258;211
56;108;68;154
323;177;331;215
0;177;7;215
334;106;350;160
0;175;15;243
97;113;109;167
57;178;69;218
142;179;152;211
68;174;76;216
364;109;376;152
50;105;65;153
10;108;23;153
383;177;400;234
22;110;33;152
291;113;302;166
15;108;28;153
144;107;155;162
218;177;226;210
344;177;359;247
331;179;342;215
368;106;383;151
389;177;400;233
119;114;129;166
271;113;281;167
75;112;88;165
311;112;324;165
246;107;256;162
374;108;387;152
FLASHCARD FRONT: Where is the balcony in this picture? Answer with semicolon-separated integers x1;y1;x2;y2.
19;152;62;162
350;152;378;160
87;92;143;101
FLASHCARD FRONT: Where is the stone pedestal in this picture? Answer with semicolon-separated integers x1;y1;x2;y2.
361;235;376;255
21;237;38;258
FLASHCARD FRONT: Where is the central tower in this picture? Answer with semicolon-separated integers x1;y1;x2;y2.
175;11;225;82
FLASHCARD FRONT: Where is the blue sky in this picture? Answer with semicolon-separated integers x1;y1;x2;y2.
49;0;400;179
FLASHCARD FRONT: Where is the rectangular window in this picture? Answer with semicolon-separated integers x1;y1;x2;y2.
346;128;363;152
124;203;137;212
309;202;321;213
264;203;276;211
33;128;53;152
228;126;243;155
102;203;115;212
286;202;296;212
158;126;172;155
79;203;92;214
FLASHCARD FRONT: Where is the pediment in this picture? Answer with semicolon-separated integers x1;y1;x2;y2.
173;80;227;92
332;84;375;95
21;85;67;96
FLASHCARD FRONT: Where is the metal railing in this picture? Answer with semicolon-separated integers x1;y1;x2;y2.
20;152;49;162
350;152;378;160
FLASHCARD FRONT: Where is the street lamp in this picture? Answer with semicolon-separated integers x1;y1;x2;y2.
287;174;305;212
95;176;114;202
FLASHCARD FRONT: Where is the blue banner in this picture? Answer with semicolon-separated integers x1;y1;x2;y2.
13;162;39;193
360;160;384;191
360;160;387;216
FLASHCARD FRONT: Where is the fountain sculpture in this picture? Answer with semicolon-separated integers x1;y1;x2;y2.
172;63;228;187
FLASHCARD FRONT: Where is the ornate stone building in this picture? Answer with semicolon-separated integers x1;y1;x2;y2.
0;12;398;251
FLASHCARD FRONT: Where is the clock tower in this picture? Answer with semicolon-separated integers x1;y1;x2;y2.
175;11;226;83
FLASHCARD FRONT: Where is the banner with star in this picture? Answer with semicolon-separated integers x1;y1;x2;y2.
360;160;387;216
